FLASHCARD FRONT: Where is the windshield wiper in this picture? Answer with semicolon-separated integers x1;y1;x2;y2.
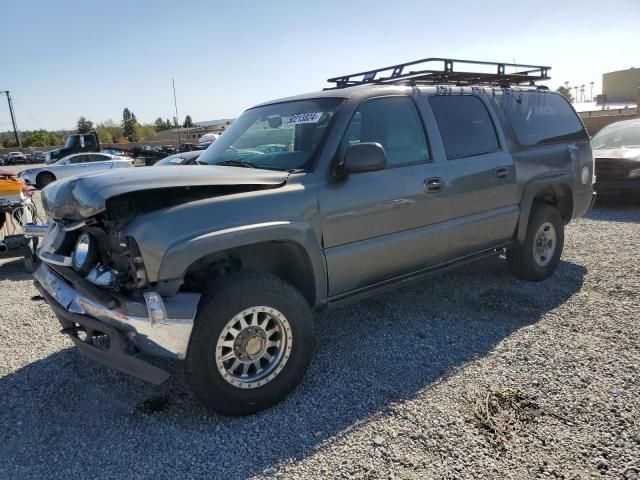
215;159;260;169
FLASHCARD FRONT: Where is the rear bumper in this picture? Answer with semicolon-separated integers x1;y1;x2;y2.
594;180;640;195
34;263;201;383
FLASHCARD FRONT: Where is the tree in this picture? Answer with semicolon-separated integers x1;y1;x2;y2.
122;108;139;140
556;85;574;102
154;117;165;131
132;124;157;142
97;120;124;144
76;116;94;133
172;116;179;128
183;115;194;128
22;130;59;147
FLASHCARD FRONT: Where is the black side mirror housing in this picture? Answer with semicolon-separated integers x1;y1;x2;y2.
338;142;387;176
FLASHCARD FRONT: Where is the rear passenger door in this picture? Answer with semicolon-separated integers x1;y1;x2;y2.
428;94;519;259
320;95;450;296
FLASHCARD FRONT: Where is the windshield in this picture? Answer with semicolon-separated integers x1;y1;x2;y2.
198;98;342;171
591;122;640;150
64;135;78;149
155;152;201;166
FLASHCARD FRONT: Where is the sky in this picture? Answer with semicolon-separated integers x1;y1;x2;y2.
1;0;639;131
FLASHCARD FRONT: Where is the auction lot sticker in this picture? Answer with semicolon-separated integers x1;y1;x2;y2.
281;112;323;126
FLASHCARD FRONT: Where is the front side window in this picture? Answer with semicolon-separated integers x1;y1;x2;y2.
198;98;342;171
498;91;587;145
430;95;500;159
343;96;429;167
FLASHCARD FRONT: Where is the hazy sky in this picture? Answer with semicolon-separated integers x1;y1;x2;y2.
2;0;638;131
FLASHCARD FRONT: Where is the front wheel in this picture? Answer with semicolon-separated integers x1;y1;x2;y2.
185;273;315;416
507;203;564;282
36;172;55;189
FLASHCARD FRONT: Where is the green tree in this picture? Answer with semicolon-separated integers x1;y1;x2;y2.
22;130;59;147
183;115;194;128
122;108;139;140
172;116;179;128
132;124;157;142
154;117;165;131
97;120;124;144
556;85;574;102
76;116;94;133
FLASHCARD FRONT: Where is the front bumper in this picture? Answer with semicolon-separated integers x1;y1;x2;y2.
594;179;640;195
34;263;200;383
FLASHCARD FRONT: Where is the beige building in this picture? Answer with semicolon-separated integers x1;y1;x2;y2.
602;67;640;102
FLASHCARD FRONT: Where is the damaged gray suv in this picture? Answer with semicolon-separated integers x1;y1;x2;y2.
33;58;595;415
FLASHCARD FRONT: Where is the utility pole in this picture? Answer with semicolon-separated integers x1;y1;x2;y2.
1;90;22;147
172;78;181;145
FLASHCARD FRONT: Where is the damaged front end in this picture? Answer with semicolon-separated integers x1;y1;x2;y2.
34;165;289;382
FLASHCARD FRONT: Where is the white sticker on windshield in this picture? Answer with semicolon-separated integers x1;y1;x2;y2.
281;112;323;126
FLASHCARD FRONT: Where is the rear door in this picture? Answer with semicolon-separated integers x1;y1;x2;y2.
427;94;519;260
320;95;449;296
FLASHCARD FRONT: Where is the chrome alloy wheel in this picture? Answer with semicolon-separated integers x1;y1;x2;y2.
215;306;292;389
533;221;557;267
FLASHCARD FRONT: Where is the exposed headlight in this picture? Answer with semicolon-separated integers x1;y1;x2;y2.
72;232;99;274
627;168;640;179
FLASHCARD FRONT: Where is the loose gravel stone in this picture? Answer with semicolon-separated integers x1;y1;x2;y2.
1;164;639;479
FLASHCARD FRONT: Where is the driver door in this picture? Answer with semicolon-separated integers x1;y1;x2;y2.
319;96;450;297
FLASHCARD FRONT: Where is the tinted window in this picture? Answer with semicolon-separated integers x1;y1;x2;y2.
343;96;429;167
69;155;88;164
83;135;98;149
88;154;109;162
430;95;499;159
498;92;586;145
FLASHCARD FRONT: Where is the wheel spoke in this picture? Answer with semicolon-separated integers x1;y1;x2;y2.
230;359;242;373
250;312;259;326
221;340;235;349
220;351;235;363
262;351;273;362
259;314;270;328
228;326;240;338
241;363;250;376
239;316;249;330
265;327;277;338
267;340;279;349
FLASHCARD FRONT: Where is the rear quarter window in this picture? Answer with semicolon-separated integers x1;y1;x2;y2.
429;95;500;159
498;92;587;145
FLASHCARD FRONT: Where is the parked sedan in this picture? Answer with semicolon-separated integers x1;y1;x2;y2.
3;152;27;165
19;152;134;189
592;119;640;201
153;150;202;166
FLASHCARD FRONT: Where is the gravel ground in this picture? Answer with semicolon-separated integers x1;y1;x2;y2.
1;166;639;479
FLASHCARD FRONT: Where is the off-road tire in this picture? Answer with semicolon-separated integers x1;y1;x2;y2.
185;273;315;416
36;172;55;189
507;203;564;282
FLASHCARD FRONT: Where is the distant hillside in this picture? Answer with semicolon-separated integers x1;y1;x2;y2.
195;118;234;127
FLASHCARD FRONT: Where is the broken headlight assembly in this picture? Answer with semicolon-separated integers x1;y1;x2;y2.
71;232;99;275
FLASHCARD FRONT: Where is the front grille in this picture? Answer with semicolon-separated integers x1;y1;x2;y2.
595;159;629;181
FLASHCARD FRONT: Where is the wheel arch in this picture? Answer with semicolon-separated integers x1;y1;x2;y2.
157;221;327;307
517;173;574;244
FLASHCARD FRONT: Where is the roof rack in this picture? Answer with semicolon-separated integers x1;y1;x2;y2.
326;57;551;89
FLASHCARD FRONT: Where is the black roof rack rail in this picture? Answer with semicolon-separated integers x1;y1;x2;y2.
326;57;551;89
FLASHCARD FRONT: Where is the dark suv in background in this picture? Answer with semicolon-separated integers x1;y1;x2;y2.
33;58;595;415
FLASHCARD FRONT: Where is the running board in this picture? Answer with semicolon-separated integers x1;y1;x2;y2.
324;246;507;309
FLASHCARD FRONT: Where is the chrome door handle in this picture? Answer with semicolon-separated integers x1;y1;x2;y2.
424;178;443;193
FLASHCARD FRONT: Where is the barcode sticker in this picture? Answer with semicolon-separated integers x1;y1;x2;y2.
281;112;323;126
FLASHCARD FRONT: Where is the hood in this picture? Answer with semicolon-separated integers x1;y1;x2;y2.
592;147;640;162
42;165;289;221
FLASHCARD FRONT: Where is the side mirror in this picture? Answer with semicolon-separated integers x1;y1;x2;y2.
339;142;387;176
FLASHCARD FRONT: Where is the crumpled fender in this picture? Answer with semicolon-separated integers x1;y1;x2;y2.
157;220;327;306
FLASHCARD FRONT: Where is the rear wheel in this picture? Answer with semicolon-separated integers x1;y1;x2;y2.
36;172;55;189
185;273;315;416
507;203;564;281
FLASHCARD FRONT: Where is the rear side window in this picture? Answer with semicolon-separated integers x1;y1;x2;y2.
429;95;500;159
343;96;430;167
498;92;587;145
